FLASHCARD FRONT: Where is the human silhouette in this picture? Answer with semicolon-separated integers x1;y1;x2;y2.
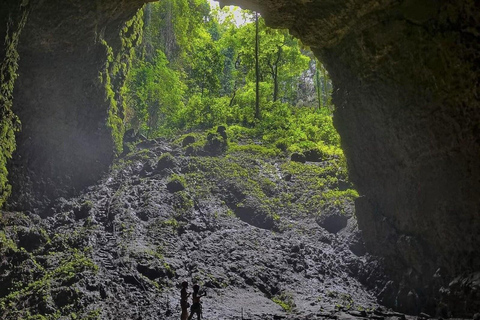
187;284;206;320
180;281;190;320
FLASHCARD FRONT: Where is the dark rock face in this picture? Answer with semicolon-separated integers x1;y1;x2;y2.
322;4;480;316
220;0;480;315
2;0;148;210
0;0;478;316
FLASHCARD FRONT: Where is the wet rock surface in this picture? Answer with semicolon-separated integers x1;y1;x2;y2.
1;138;398;320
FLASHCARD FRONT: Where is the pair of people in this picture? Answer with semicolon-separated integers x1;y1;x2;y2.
180;282;206;320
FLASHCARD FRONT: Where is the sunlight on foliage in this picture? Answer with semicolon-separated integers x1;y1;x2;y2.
124;0;335;150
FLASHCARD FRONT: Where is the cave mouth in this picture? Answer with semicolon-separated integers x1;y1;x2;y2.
1;1;383;318
1;0;479;317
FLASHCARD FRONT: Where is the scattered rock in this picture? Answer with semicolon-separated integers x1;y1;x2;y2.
73;201;93;220
217;125;227;140
291;153;306;163
304;149;326;162
0;138;388;320
317;210;349;233
348;310;367;317
123;128;137;143
182;135;196;147
137;264;165;280
137;139;157;149
140;161;154;177
122;142;133;156
204;132;227;154
16;227;48;252
156;153;176;171
167;179;185;193
185;145;194;156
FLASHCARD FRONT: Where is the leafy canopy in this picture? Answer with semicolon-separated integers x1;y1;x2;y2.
124;0;336;154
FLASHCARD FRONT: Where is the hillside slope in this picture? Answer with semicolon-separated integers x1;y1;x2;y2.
0;132;404;320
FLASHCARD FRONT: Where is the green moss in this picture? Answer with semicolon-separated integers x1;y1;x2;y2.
168;173;185;184
272;292;296;312
172;190;193;215
81;200;94;209
319;189;359;214
322;189;359;202
225;125;258;143
182;155;283;224
0;4;29;207
98;9;144;156
227;143;280;158
0;229;18;252
162;217;179;231
0;249;97;319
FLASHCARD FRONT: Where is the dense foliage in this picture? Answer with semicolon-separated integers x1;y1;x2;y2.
124;0;335;155
0;5;29;208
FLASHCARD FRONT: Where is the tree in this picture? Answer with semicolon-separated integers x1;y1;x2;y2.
255;11;260;120
315;58;323;109
234;16;310;105
125;50;185;137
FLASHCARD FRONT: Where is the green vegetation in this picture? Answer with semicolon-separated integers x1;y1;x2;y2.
124;1;334;140
0;2;359;318
272;292;296;312
100;9;144;155
172;190;194;215
0;5;29;207
0;212;99;320
119;3;352;225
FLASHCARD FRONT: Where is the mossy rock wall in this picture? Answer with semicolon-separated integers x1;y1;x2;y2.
1;0;146;210
0;1;29;207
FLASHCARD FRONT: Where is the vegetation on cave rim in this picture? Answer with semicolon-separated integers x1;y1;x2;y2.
113;0;357;229
117;0;353;217
100;9;144;156
0;2;29;207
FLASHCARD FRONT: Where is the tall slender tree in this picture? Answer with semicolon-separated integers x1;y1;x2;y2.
315;59;323;109
254;11;260;120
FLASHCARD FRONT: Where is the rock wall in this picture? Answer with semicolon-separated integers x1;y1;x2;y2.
0;0;479;316
219;0;480;316
1;0;146;210
0;0;29;207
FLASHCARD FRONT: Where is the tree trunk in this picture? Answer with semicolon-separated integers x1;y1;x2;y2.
273;71;278;102
254;11;260;120
315;59;322;109
272;46;282;102
322;65;329;109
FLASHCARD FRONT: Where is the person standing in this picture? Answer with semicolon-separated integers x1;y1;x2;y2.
188;284;206;320
180;281;190;320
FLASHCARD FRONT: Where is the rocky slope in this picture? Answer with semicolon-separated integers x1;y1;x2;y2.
1;134;404;320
